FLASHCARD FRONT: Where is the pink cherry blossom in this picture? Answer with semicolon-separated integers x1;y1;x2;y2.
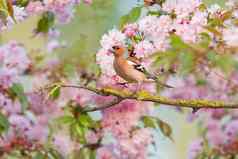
100;29;126;51
134;40;156;58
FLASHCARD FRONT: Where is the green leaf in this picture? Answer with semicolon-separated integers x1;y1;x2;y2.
157;118;173;141
10;83;28;113
33;152;44;159
208;18;223;27
142;116;173;141
6;0;15;21
0;113;9;134
63;64;76;77
71;122;87;144
199;32;211;48
119;14;130;29
215;54;235;73
206;51;217;62
48;148;64;159
207;52;236;73
155;0;166;6
0;0;11;23
0;0;8;9
57;115;75;124
119;6;142;29
221;11;232;22
196;79;207;86
204;26;222;37
198;3;207;11
78;114;94;128
16;0;29;7
73;147;97;159
147;10;168;16
153;50;177;72
170;35;188;50
129;7;142;22
48;84;61;100
0;8;8;24
90;149;96;159
179;52;194;75
142;116;157;128
36;11;55;34
78;148;91;159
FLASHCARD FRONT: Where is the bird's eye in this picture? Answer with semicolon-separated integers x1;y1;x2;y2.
112;46;119;50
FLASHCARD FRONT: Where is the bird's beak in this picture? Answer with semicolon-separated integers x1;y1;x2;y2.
108;49;115;54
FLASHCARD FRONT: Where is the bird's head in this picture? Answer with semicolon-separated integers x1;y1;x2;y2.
110;45;125;57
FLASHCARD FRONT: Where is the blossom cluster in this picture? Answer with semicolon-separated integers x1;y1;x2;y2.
0;41;47;153
96;0;209;158
0;41;30;89
97;0;207;86
1;0;238;158
96;0;238;158
0;42;82;157
161;1;238;158
0;0;92;31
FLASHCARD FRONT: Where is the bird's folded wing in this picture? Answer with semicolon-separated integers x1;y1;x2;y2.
127;60;147;74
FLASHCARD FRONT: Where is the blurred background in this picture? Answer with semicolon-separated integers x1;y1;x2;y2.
0;0;226;158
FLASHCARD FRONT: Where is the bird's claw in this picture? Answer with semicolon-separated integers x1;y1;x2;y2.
116;82;129;88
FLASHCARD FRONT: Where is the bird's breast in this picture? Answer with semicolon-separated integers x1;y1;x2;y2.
113;58;146;83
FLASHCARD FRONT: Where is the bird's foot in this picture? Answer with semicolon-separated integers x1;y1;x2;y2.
116;82;129;88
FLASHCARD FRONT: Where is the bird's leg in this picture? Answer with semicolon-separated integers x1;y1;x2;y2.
134;82;142;93
116;82;129;88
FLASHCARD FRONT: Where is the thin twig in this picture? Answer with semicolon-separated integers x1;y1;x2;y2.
83;97;123;112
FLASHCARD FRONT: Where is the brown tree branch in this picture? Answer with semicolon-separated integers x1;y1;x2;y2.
53;84;238;112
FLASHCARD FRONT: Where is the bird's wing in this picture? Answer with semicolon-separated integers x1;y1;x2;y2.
127;59;174;88
126;56;141;65
127;60;148;74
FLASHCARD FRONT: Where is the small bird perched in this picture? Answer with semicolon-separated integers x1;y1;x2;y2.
109;45;173;91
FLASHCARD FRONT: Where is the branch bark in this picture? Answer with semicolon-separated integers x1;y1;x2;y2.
56;84;238;112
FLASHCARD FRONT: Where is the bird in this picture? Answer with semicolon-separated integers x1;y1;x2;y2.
109;45;173;91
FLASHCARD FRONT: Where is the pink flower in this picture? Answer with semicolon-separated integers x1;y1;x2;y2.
26;125;48;142
75;89;94;106
138;15;171;38
45;0;76;23
223;27;238;47
207;4;222;15
206;128;226;148
101;100;148;137
0;41;30;88
83;0;92;5
117;128;152;159
53;133;79;156
139;15;158;36
100;29;126;51
123;23;138;37
86;130;100;144
225;120;238;142
153;37;170;51
9;115;31;132
97;147;117;159
163;0;201;18
26;1;45;14
96;49;115;76
134;40;155;57
188;139;203;159
47;40;61;52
